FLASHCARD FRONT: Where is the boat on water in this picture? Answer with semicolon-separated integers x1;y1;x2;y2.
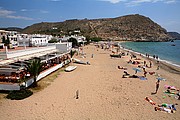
65;66;77;72
171;44;176;46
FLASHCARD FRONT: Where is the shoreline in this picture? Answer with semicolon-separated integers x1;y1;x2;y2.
119;47;180;75
118;42;180;69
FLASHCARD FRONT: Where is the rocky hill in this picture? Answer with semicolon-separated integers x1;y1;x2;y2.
168;32;180;40
22;14;171;41
0;27;23;32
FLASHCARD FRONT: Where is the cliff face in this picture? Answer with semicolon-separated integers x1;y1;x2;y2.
23;14;171;41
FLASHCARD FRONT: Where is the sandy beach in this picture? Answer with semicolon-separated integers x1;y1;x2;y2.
0;43;180;120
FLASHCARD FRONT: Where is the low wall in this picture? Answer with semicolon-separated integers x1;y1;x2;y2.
0;52;7;60
0;83;20;90
25;63;64;87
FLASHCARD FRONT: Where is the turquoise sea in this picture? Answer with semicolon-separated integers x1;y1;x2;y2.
120;40;180;67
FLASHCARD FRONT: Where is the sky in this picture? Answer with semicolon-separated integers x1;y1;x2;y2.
0;0;180;33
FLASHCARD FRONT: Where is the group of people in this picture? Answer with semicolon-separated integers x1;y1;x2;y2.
117;49;179;114
154;103;178;113
145;97;178;113
152;79;180;113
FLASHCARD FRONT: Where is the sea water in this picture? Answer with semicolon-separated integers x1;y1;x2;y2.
120;40;180;67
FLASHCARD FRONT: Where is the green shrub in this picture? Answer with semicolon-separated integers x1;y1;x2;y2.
6;89;33;100
91;37;102;42
48;38;59;43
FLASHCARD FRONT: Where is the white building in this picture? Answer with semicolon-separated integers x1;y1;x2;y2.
8;31;18;47
56;42;72;53
17;34;53;47
59;35;86;43
0;30;18;48
30;34;53;46
17;34;30;47
0;30;8;43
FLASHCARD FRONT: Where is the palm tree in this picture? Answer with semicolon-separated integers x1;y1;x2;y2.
26;58;44;87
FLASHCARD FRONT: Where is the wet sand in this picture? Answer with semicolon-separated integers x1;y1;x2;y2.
0;44;180;120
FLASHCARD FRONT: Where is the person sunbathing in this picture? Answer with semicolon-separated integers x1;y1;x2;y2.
127;60;132;64
164;85;179;91
158;103;178;111
123;70;130;75
175;90;180;100
164;89;176;94
118;66;127;70
118;66;124;69
154;106;174;113
145;97;156;105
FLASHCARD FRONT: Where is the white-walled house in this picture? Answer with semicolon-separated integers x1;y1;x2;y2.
30;34;53;46
17;34;30;47
56;42;72;53
0;30;18;48
8;31;18;47
17;34;53;47
59;35;86;43
0;30;8;43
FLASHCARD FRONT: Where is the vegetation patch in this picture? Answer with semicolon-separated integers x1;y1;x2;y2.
6;89;33;100
30;68;65;93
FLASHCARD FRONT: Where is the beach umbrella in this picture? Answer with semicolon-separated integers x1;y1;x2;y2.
156;77;166;81
133;68;141;74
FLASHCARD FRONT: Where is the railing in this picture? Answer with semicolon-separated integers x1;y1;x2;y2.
6;46;56;59
0;46;56;60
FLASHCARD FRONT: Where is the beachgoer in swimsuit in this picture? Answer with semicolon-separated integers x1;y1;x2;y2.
145;97;156;105
155;80;160;94
154;106;174;113
158;103;178;111
149;61;152;68
144;71;147;77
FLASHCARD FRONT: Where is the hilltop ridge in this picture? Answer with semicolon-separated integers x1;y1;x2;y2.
23;14;171;41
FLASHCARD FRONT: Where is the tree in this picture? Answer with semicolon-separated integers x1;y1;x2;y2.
91;37;102;42
85;35;91;44
6;36;10;45
2;36;6;43
2;36;10;46
68;37;78;47
26;58;44;87
48;38;58;43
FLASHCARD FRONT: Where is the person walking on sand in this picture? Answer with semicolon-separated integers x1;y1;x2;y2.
155;80;160;94
149;61;152;68
91;54;94;58
144;71;147;77
144;61;146;66
157;66;160;70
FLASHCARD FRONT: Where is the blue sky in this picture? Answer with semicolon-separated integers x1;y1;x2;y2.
0;0;180;33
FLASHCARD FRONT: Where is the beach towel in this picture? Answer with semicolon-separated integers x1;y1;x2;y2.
164;85;177;90
164;91;176;95
156;77;166;81
149;72;155;75
139;76;147;80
